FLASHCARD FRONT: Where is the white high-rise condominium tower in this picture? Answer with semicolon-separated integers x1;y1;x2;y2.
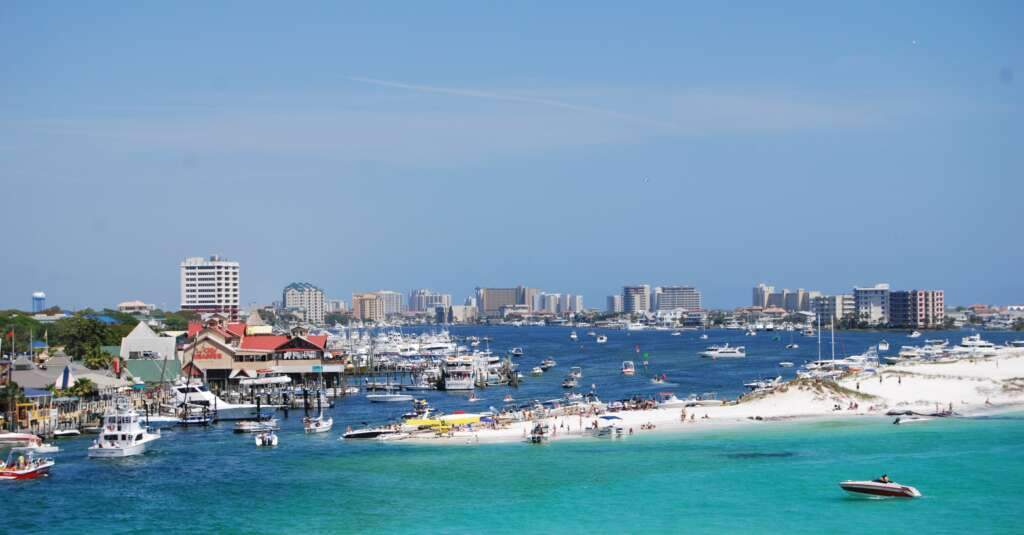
180;255;240;319
622;285;650;315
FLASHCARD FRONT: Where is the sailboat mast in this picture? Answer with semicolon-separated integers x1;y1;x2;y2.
830;316;835;363
817;315;821;361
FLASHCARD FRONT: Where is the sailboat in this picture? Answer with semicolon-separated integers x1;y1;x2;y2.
303;349;333;434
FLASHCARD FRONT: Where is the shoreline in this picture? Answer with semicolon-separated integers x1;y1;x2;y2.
394;351;1024;446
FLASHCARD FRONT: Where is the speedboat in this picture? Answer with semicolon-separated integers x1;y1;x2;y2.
839;479;921;498
255;431;278;447
877;340;890;352
503;394;515;404
509;347;524;357
893;416;932;425
587;331;597;337
908;331;922;339
785;343;799;350
621;361;636;376
596;335;607;344
561;377;578;389
367;392;414;403
540;358;557;370
528;423;550;444
569;366;583;379
87;397;161;458
234;418;279;433
467;393;481;403
530;366;544;376
671;331;682;336
656;392;687;408
778;361;794;368
52;425;80;438
569;331;578;341
700;333;709;340
0;451;55;480
342;427;404;440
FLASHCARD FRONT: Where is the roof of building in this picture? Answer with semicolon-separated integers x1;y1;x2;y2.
226;323;246;337
10;356;129;389
124;359;181;383
238;334;327;351
284;282;323;292
125;321;159;339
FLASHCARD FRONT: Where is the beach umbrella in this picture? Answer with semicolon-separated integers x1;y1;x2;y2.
57;365;77;390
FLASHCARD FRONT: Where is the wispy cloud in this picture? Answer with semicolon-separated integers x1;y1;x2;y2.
347;76;683;130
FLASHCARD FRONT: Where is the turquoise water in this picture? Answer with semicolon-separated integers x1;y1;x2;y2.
3;327;1023;533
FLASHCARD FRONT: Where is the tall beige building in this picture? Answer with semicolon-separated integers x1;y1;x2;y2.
282;282;326;325
622;285;650;315
352;293;386;323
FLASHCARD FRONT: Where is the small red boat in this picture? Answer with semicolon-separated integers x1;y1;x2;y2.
0;451;55;481
839;479;921;498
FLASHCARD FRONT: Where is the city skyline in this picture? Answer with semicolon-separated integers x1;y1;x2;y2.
2;3;1021;311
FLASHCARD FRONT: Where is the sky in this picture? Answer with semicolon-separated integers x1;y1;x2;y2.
1;1;1021;311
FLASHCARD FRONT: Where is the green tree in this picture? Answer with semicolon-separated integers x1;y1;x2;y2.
83;345;113;370
0;381;26;414
0;311;46;353
51;316;110;359
161;310;199;331
68;378;97;398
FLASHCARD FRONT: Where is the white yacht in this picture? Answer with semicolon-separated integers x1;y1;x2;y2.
952;334;998;356
171;380;267;420
699;344;746;358
442;356;475;391
88;397;161;458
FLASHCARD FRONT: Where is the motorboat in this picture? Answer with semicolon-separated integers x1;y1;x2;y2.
12;442;60;455
52;425;80;438
503;394;515;404
785;343;799;350
528;423;550;444
908;331;922;339
0;432;46;448
367;392;414;403
700;333;709;340
234;418;279;433
839;479;921;498
893;416;932;425
877;340;890;352
467;393;481;403
744;376;782;392
569;331;578;341
0;451;55;481
778;361;794;368
587;331;597;337
540;358;557;370
176;412;214;427
87;397;161;458
509;347;524;357
621;361;636;376
530;366;544;376
671;331;682;336
569;366;582;379
699;344;746;358
561;377;578;389
685;393;723;407
342;427;404;440
255;431;278;447
303;414;333;433
656;392;687;409
596;335;608;344
593;415;625;438
142;414;181;428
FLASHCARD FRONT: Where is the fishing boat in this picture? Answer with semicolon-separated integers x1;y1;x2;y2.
621;361;636;376
87;397;161;458
255;430;278;447
569;331;578;341
0;451;55;480
596;335;607;344
839;479;921;498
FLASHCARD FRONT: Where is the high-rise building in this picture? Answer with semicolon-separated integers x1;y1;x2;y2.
889;290;945;328
326;299;347;313
351;293;386;323
536;293;560;314
853;283;891;325
180;255;240;319
607;295;623;314
783;289;808;313
651;287;663;312
282;282;326;325
562;294;583;314
656;286;702;311
31;291;46;313
373;290;405;316
409;289;452;312
622;285;650;315
752;283;774;308
812;294;854;323
475;286;537;317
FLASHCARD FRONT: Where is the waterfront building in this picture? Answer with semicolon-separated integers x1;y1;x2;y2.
651;287;663;312
464;296;477;308
180;255;241;319
326;299;346;313
117;300;156;315
282;282;326;325
434;305;478;324
890;290;945;329
351;293;386;323
374;290;405;316
752;283;774;308
812;294;854;323
562;294;583;314
657;286;702;311
31;291;46;313
537;293;560;314
853;283;891;325
409;289;452;312
622;285;651;315
607;294;623;314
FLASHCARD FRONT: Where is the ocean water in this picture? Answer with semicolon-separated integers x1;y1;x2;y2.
3;327;1022;534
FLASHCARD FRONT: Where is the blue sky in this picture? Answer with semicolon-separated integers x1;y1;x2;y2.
1;2;1021;310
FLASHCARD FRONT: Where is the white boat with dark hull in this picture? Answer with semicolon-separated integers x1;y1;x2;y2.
839;479;921;498
699;344;746;358
341;427;405;440
367;392;414;403
87;397;161;458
